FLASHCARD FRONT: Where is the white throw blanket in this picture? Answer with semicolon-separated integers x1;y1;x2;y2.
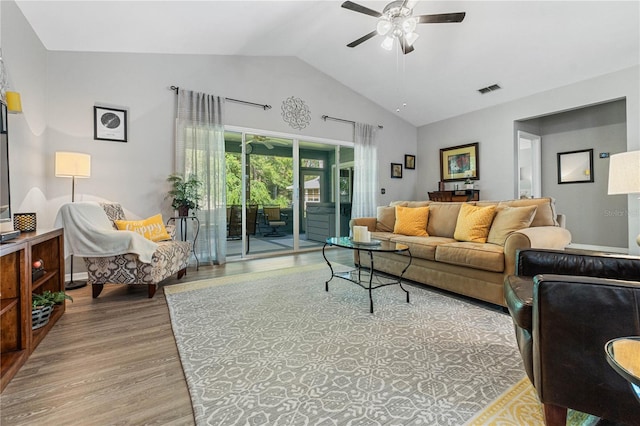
54;202;158;263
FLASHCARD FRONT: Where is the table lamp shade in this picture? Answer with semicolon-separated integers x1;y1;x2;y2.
55;152;91;178
608;151;640;195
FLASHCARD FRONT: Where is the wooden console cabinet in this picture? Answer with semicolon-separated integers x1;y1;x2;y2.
0;228;65;392
428;190;480;202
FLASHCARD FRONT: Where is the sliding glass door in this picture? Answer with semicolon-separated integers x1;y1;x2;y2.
224;129;352;259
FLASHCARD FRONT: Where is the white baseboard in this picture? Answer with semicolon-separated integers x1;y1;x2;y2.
566;243;628;254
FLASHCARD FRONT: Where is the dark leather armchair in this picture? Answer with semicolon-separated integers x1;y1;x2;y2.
504;248;640;425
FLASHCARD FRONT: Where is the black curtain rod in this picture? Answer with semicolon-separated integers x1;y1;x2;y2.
170;86;272;110
321;114;383;129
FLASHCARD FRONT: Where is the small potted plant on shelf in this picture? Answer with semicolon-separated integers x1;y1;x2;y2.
32;290;73;330
464;177;474;190
166;173;203;217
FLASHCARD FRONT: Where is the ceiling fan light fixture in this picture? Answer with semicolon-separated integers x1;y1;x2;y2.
401;17;417;34
376;18;392;35
381;36;394;51
404;31;419;46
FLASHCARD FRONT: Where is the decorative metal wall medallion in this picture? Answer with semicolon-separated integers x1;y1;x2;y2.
281;96;311;130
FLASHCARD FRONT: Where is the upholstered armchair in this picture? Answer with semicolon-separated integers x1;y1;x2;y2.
55;202;192;298
504;248;640;425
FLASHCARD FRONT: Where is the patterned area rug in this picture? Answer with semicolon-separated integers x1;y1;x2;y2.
165;264;526;425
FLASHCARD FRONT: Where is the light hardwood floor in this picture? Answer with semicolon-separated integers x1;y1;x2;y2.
0;249;352;426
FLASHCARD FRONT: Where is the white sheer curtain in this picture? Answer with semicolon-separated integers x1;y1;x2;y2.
351;123;378;219
176;89;226;264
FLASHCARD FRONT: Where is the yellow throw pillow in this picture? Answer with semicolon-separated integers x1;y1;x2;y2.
114;214;171;242
393;206;429;236
487;205;538;246
453;204;497;243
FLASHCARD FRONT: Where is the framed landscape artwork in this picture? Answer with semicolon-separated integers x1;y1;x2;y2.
557;149;594;184
94;106;128;142
440;142;479;182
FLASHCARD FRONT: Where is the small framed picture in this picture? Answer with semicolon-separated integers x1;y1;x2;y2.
557;149;594;184
94;106;127;142
404;154;415;170
1;101;7;134
391;163;403;179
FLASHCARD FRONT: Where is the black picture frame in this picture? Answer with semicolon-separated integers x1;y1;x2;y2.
0;101;7;134
94;106;127;142
557;149;594;184
404;154;415;170
440;142;479;182
391;163;403;179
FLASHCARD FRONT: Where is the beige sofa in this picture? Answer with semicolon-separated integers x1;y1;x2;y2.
350;197;571;307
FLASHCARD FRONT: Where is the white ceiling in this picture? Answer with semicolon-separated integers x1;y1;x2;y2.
15;0;640;127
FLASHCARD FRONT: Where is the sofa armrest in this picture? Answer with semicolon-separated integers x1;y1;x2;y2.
503;227;572;276
349;217;377;232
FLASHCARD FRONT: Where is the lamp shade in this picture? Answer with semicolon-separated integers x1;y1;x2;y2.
6;91;22;113
55;152;91;178
608;150;640;195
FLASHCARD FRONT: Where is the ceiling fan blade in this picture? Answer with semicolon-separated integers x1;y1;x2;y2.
341;1;382;18
405;0;419;9
417;12;466;24
347;30;378;48
400;37;415;55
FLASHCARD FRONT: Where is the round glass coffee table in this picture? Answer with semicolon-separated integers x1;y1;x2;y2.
605;336;640;402
323;236;412;313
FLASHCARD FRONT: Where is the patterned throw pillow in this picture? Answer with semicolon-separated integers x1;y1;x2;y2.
393;206;429;236
114;214;171;242
453;204;497;243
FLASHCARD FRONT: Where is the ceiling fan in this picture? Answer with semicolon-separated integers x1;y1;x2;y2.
341;0;465;54
247;135;289;151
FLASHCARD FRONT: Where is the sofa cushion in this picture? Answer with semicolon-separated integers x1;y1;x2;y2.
371;231;394;242
497;197;558;227
454;204;497;243
487;205;538;246
376;206;396;232
115;214;172;242
426;203;464;238
436;242;505;273
394;205;429;236
405;201;431;208
390;235;456;261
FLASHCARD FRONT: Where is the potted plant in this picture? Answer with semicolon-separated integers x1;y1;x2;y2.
32;290;73;330
166;173;203;217
464;177;474;190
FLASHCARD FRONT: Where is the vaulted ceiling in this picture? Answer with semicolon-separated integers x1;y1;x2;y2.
15;1;640;127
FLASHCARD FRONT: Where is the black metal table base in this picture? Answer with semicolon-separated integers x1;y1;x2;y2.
322;243;412;313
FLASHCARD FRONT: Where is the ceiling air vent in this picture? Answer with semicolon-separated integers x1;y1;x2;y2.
478;84;502;94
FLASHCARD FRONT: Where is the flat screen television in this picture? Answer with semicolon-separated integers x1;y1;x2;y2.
1;100;12;224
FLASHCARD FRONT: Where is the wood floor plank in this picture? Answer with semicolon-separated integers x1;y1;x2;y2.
0;250;352;425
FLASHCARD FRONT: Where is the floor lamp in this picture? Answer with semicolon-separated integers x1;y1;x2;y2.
608;150;640;247
55;151;91;290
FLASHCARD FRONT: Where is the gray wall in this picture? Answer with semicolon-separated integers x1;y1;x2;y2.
418;67;640;254
536;100;627;247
